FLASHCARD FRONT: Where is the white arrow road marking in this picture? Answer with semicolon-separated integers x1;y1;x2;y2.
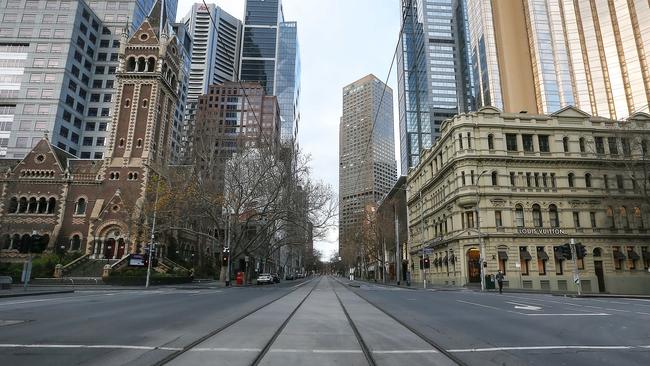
506;301;542;311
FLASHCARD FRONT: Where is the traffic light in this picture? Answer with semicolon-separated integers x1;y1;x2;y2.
424;257;430;269
222;248;229;266
561;243;572;260
575;243;587;259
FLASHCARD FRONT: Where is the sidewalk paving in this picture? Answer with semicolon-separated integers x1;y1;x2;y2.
0;287;74;298
346;278;650;299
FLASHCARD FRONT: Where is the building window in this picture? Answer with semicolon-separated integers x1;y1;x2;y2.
567;173;575;188
466;211;475;228
75;198;86;215
603;174;609;191
461;171;466;186
622;138;631;157
538;135;550;152
562;137;569;152
510;172;516;186
608;137;618;155
526;172;532;187
590;212;597;228
495;211;502;228
642;247;649;269
634;206;644;229
488;134;494;150
576;137;584;153
549;204;559;228
627;246;639;270
491;171;498;186
458;133;463;149
607;206;616;229
498;248;508;274
620;206;629;229
612;246;623;270
519;246;531;275
550;173;556;188
467;132;472;149
515;205;525;228
573;212;581;228
506;134;517;151
522;134;533;152
532;204;542;228
585;173;592;188
537;246;547;275
595;137;605;154
616;175;624;191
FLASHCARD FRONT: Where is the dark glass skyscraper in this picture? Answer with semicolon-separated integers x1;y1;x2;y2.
239;0;300;146
397;0;464;174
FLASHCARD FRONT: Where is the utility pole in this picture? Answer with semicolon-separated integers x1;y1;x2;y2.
570;238;581;296
476;170;488;291
145;179;161;288
420;190;426;289
394;201;400;285
225;212;232;287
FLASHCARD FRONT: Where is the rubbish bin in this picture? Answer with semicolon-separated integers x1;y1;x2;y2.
236;272;244;286
485;275;496;289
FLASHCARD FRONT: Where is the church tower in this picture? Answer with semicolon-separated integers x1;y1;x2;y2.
105;0;181;170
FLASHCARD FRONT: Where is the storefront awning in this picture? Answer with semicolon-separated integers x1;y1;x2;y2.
613;251;626;261
520;250;532;261
537;250;549;261
498;251;508;260
627;250;640;261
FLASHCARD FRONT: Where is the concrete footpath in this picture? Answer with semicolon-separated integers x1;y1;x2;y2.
0;288;74;298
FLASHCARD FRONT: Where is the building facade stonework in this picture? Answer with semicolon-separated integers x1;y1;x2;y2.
407;106;650;295
1;13;182;260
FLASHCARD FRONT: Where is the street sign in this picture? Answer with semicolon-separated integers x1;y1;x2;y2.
129;254;145;267
573;273;580;284
423;248;433;254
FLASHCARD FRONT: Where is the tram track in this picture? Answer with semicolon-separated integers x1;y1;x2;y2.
154;277;320;366
331;276;467;366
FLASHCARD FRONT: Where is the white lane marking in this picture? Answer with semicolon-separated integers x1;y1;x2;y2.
269;349;363;354
456;300;520;315
448;345;636;353
189;347;261;352
524;313;609;316
373;350;439;354
290;279;314;289
507;301;542;311
0;344;181;351
190;290;223;296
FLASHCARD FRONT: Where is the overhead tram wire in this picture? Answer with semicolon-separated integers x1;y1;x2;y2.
201;0;273;150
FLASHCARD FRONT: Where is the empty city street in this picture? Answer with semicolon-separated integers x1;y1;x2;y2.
1;277;649;365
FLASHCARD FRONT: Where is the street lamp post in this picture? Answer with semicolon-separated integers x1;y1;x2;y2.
419;190;426;289
476;170;488;292
145;178;161;289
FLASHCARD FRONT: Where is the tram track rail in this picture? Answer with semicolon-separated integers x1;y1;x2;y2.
154;277;320;366
331;276;467;366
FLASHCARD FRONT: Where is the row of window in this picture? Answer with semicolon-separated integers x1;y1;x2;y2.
7;197;57;214
481;133;647;156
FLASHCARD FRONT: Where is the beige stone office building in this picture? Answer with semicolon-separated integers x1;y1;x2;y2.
406;106;650;294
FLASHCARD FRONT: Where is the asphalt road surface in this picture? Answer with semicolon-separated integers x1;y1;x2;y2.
0;276;648;365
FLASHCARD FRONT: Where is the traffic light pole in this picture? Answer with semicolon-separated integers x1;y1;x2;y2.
570;238;581;296
225;212;232;287
145;179;160;289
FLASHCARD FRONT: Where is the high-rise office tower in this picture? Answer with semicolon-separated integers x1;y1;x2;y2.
397;0;465;174
339;75;397;257
0;0;181;159
276;21;300;144
180;3;242;159
240;0;300;146
463;0;650;119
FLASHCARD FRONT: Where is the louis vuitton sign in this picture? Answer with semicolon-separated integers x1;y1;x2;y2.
517;228;567;236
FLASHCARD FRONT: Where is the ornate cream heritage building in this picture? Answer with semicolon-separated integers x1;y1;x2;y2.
406;106;650;295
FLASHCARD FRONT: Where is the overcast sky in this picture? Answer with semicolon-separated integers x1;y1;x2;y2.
177;1;401;260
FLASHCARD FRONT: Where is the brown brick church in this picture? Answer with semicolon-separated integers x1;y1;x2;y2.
0;11;183;261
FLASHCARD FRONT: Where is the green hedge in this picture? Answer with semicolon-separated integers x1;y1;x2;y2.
104;267;191;286
0;252;83;281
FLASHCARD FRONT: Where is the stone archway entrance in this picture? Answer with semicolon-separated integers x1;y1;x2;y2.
98;227;126;259
467;248;481;283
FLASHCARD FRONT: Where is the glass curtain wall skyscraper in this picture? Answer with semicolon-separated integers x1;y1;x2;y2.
276;21;300;143
240;0;300;146
397;0;464;174
463;0;650;120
